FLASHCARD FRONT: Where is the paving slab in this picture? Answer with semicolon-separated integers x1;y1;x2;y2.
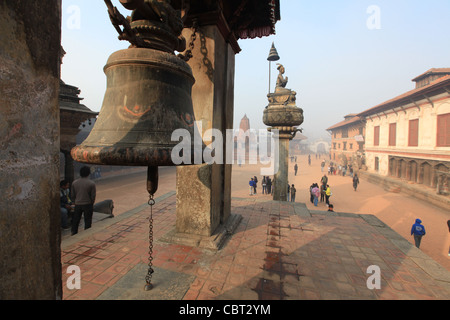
61;192;450;301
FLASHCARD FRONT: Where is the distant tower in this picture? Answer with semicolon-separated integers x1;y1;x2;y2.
239;114;250;132
235;114;251;163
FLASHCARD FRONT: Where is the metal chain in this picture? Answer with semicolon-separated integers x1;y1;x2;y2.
178;19;198;61
144;194;155;291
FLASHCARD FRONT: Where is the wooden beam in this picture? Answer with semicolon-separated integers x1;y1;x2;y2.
411;99;421;111
423;94;434;108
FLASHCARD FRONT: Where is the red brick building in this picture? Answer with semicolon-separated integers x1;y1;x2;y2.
327;114;365;165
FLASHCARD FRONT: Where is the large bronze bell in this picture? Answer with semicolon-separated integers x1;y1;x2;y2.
70;47;196;167
71;0;201;178
70;0;200;291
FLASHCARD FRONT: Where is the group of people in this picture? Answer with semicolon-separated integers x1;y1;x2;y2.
249;176;296;202
310;173;332;208
320;160;354;177
249;176;273;195
60;166;97;236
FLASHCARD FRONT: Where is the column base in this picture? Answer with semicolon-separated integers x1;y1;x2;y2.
160;213;242;251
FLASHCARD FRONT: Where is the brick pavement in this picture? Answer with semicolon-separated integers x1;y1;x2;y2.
61;192;450;300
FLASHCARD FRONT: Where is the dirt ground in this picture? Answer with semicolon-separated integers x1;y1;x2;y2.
230;154;450;271
94;155;450;271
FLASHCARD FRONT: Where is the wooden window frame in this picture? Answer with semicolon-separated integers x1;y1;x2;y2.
374;126;380;146
437;113;450;147
408;119;419;147
389;123;396;146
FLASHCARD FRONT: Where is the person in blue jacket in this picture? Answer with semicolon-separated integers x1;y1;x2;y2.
249;178;255;196
411;219;426;248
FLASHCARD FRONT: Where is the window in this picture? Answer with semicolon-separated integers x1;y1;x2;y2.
333;143;336;150
408;119;419;147
342;128;348;138
389;123;396;146
350;143;353;150
343;142;347;150
437;113;450;147
374;126;380;146
375;157;379;171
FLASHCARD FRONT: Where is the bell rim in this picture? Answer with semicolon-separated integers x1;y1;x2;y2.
70;144;201;167
104;48;195;83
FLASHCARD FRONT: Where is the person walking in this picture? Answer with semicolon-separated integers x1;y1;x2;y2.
321;174;328;190
262;176;267;194
287;183;290;201
320;183;325;202
447;220;450;256
312;184;320;206
309;183;315;203
253;176;258;194
411;218;426;248
267;177;272;195
308;155;311;166
60;180;73;230
70;166;96;236
290;184;296;202
294;163;298;176
321;160;325;172
353;173;360;191
325;184;331;207
249;178;255;195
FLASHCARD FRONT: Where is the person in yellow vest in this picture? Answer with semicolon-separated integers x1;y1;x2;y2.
325;185;332;207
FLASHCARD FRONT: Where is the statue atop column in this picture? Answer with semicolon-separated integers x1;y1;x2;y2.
263;62;304;201
276;63;288;89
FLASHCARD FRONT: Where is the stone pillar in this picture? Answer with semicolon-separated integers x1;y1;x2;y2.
395;159;401;178
0;0;62;299
272;133;290;201
417;165;424;184
436;174;443;194
431;169;437;188
406;162;411;181
170;20;241;249
263;84;304;202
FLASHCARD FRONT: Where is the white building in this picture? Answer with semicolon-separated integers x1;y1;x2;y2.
357;68;450;195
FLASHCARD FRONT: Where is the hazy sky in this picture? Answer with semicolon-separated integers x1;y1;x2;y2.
61;0;450;142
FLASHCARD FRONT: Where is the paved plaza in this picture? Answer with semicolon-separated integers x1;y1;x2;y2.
61;189;450;300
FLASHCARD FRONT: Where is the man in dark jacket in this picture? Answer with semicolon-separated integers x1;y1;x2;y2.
411;218;426;248
353;173;360;191
71;166;96;236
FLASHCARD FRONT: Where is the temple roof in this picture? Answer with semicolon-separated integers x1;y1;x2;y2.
411;68;450;82
327;115;363;131
59;80;98;116
357;74;450;118
183;0;281;41
225;0;280;40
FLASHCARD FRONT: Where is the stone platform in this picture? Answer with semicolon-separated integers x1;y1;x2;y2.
61;192;450;301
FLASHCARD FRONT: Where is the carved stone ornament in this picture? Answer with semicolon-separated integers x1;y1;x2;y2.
106;0;186;53
263;63;304;139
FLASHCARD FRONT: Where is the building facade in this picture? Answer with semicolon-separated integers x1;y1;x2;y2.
327;114;366;166
357;69;450;195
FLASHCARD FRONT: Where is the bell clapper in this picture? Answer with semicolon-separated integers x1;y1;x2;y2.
144;166;158;291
